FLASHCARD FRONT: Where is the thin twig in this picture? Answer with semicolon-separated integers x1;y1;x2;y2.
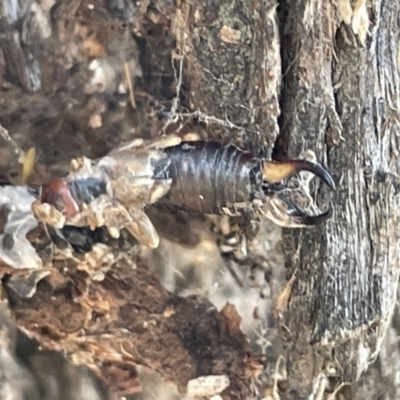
124;62;136;109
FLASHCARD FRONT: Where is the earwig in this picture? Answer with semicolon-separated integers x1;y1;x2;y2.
32;136;335;250
154;141;335;226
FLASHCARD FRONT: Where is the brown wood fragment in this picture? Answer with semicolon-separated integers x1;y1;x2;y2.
3;254;263;398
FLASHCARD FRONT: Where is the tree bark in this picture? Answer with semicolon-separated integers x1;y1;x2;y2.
0;0;399;399
279;0;400;398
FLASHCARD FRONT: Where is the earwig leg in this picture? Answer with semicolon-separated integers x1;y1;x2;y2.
262;160;336;190
264;196;332;228
147;134;182;150
126;209;159;248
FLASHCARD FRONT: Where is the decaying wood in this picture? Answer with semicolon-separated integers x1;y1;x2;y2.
0;0;399;399
3;231;262;398
0;308;108;400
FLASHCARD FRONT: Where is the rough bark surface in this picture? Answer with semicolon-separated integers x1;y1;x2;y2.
280;0;400;398
0;0;399;399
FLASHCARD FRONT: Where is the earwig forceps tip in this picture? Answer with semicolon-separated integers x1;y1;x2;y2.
261;159;336;191
261;159;335;227
287;202;333;226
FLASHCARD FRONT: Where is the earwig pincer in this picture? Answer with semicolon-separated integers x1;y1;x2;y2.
153;141;335;227
32;136;335;250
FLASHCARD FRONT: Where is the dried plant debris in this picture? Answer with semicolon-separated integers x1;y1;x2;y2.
0;185;41;271
187;374;230;398
0;309;109;400
3;259;265;399
0;308;39;399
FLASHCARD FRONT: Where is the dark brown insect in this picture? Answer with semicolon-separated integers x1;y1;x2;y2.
154;141;335;227
32;137;335;250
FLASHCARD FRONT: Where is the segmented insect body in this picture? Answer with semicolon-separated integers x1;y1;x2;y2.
33;136;335;249
155;141;335;225
154;142;264;214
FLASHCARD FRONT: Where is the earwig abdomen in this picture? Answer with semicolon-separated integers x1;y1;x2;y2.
157;142;264;214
